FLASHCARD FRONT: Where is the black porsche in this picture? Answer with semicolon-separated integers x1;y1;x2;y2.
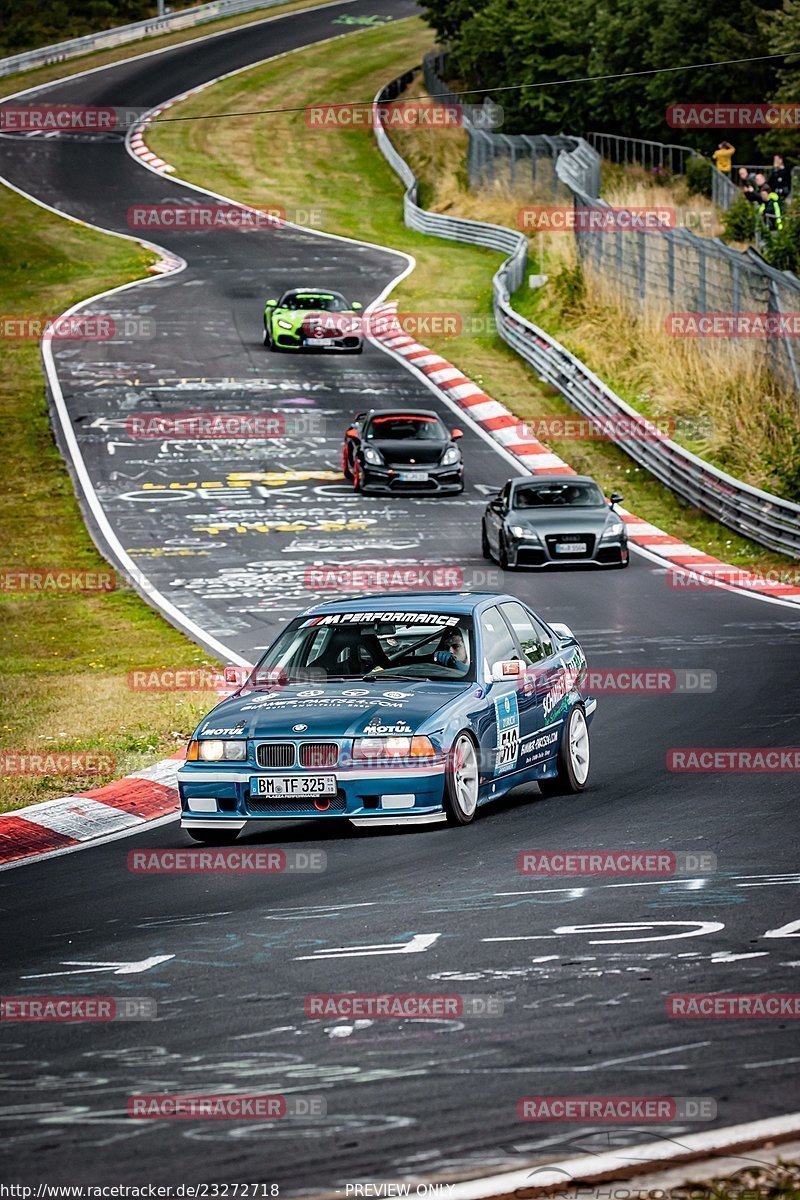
342;408;465;494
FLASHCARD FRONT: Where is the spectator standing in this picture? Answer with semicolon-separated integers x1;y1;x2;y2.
758;185;783;238
768;153;792;199
745;172;768;204
712;141;735;174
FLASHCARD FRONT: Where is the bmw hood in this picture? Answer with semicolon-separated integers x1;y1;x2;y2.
195;680;472;739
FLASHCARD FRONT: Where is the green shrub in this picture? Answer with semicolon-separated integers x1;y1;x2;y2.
553;259;585;312
685;155;713;197
762;201;800;273
764;402;800;501
723;195;757;243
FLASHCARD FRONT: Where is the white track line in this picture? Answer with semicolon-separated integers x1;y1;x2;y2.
446;1111;800;1200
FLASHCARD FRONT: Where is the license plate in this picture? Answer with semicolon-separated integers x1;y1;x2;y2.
306;337;335;347
399;471;429;482
250;775;337;797
555;542;587;554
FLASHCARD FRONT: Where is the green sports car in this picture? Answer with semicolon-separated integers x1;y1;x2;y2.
263;288;364;353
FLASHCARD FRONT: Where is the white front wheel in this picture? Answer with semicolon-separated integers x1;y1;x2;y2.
538;705;590;795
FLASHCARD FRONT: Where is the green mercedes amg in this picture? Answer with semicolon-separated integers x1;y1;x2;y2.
263;288;363;353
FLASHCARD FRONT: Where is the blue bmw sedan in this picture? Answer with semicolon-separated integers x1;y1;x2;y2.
178;592;596;842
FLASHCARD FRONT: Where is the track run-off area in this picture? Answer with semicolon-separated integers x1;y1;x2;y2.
1;0;800;1188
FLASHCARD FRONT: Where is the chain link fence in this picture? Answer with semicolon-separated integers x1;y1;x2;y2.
423;52;800;395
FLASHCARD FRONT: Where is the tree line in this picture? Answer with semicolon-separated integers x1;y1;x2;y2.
0;0;186;57
420;0;800;160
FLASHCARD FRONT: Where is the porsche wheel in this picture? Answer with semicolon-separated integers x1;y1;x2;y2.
342;445;354;480
538;705;590;795
353;461;365;492
444;732;479;825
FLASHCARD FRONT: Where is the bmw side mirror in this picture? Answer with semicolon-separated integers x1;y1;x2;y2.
609;492;623;507
265;299;277;307
451;428;464;440
491;659;521;682
549;621;576;646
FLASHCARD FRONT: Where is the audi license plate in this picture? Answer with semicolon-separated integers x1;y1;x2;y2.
250;775;337;797
555;542;587;554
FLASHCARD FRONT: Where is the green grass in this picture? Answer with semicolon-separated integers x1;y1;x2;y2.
0;0;354;813
150;16;798;578
0;184;223;813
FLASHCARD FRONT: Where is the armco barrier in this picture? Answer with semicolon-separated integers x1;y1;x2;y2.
373;71;800;558
0;0;287;79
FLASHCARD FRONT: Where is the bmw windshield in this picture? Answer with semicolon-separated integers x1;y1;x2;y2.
249;613;476;683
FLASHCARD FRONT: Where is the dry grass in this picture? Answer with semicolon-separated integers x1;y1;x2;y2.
391;83;798;496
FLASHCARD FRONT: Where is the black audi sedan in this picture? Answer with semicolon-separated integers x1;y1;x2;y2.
342;408;465;494
482;475;629;569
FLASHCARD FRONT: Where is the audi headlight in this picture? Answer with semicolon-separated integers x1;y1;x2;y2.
441;445;461;466
363;446;383;465
510;525;539;541
277;318;293;330
193;739;247;762
600;521;625;540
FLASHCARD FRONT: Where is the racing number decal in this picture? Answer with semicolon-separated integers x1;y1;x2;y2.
494;693;520;774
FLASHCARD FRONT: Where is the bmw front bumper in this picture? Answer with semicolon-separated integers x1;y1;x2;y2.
178;762;448;826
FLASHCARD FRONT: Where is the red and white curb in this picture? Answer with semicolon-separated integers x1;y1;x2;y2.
0;753;182;870
370;302;800;606
128;98;178;172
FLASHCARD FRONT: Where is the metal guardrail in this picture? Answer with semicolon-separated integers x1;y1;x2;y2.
0;0;287;79
373;70;800;558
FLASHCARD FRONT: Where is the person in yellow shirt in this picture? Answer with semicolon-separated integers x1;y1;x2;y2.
712;141;735;174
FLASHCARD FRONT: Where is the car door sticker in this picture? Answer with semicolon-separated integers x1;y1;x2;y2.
520;727;559;762
494;691;520;773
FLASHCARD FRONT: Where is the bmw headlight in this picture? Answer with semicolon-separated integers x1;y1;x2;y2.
276;318;293;330
441;445;461;466
510;525;539;541
363;446;383;465
600;520;625;540
194;739;247;762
